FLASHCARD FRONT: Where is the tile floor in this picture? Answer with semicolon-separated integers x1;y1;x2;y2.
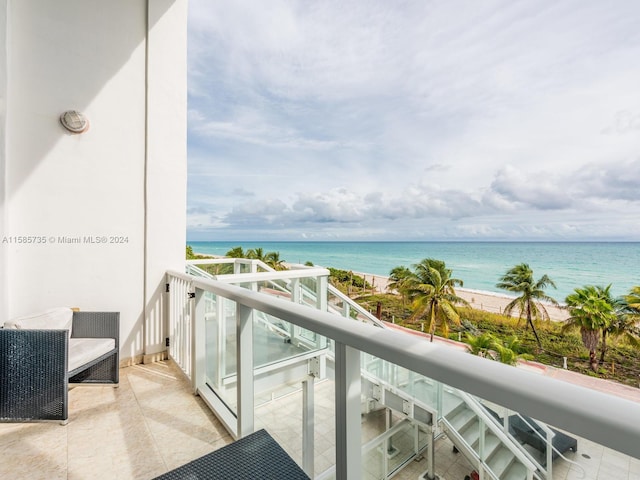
1;360;639;479
0;361;232;480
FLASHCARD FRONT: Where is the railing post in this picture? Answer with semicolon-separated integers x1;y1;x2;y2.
302;375;315;478
546;438;553;480
192;287;206;393
479;417;485;461
237;303;254;438
291;278;300;304
426;426;435;480
317;275;328;311
335;342;361;480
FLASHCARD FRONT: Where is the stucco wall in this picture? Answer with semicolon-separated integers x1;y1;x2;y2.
3;0;186;364
0;0;7;322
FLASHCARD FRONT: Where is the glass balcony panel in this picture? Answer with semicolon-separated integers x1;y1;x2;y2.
204;296;237;412
257;278;290;298
253;335;336;478
204;291;219;389
387;423;418;474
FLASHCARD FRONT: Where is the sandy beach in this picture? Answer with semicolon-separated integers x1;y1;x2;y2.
354;271;569;321
193;260;569;321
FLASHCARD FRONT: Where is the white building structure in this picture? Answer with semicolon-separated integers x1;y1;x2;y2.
0;0;187;366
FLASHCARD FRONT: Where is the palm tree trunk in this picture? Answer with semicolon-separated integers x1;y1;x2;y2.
428;301;436;342
526;301;542;348
589;349;599;372
599;330;608;364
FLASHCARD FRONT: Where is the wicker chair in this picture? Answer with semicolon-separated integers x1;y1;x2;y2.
0;311;119;424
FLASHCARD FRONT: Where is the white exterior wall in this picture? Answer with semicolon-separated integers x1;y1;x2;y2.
1;0;186;364
0;0;7;321
145;0;188;358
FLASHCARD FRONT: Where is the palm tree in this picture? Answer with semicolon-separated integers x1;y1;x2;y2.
225;246;245;258
407;258;468;342
494;335;533;365
388;265;413;305
564;285;616;372
464;333;530;365
264;251;286;271
593;285;626;363
496;263;558;348
246;247;265;261
465;332;497;358
605;286;640;354
624;286;640;313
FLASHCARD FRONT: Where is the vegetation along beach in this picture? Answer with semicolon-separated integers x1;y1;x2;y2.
188;241;640;387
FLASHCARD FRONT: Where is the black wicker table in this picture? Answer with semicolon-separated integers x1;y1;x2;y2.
153;429;310;480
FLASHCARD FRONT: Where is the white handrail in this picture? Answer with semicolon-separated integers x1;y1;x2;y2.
455;390;538;473
327;284;386;327
167;270;640;460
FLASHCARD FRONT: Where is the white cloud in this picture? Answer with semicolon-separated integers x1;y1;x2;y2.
187;0;640;240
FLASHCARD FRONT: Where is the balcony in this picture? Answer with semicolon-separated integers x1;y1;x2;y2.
2;259;639;479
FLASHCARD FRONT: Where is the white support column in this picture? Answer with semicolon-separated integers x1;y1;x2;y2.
317;275;328;311
426;427;435;480
335;342;361;479
236;303;254;438
217;297;226;387
302;375;315;478
192;287;206;393
291;278;300;304
0;0;7;323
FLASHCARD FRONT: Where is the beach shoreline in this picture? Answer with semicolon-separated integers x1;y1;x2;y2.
191;257;569;321
354;271;569;321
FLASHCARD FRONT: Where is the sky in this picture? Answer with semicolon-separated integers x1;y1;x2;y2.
186;1;640;242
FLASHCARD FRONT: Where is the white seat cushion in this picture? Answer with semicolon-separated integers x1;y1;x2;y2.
68;338;116;373
4;307;74;340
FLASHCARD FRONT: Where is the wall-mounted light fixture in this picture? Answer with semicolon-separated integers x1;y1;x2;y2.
60;110;89;134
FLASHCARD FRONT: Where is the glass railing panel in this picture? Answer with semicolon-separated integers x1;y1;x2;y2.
204;291;219;390
360;352;436;479
361;353;439;410
239;263;253;274
387;422;418;474
327;291;345;315
204;296;238;411
257;278;291;298
252;312;327;369
253;333;336;478
361;411;420;478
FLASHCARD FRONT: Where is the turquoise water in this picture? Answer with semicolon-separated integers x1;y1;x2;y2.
188;241;640;301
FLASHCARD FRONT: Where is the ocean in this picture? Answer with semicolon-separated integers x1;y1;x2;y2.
188;241;640;301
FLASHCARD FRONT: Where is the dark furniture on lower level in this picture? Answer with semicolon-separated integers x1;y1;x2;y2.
508;414;578;462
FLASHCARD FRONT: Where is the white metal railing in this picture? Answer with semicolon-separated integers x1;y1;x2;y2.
166;270;640;478
449;389;536;480
167;273;194;378
188;257;385;327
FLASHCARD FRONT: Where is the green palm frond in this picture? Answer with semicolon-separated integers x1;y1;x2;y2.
496;263;558;347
